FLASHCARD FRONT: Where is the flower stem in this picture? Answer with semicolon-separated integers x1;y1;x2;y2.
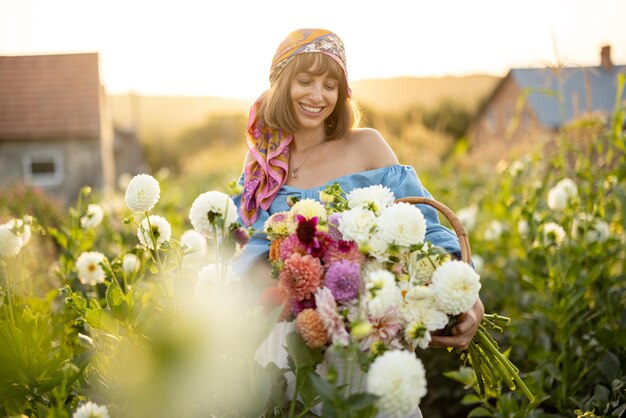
474;326;535;402
1;262;15;327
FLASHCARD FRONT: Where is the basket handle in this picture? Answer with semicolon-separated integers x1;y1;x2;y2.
395;197;472;265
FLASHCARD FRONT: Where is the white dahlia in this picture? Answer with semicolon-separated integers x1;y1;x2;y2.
547;186;568;211
124;173;160;212
122;253;140;276
337;207;377;244
289;198;327;221
180;229;207;255
366;350;427;417
541;222;566;247
75;251;107;286
457;205;478;232
376;203;426;247
517;219;529;237
571;213;610;244
407;253;437;284
0;223;22;257
5;218;31;248
405;321;432;349
72;401;110;418
431;261;481;315
196;264;239;299
484;220;504;241
401;286;449;332
189;191;238;237
137;215;172;249
366;269;402;317
346;185;395;215
81;204;104;229
556;178;578;199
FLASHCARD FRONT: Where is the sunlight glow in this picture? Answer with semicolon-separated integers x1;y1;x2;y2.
1;0;624;99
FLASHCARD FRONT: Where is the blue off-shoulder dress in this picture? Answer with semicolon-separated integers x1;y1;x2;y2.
232;163;461;278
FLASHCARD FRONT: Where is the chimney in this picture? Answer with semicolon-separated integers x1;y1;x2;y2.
601;45;613;70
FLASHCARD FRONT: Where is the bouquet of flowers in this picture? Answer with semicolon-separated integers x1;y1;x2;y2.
261;183;533;417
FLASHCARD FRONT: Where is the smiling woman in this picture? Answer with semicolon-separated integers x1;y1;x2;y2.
228;27;486;417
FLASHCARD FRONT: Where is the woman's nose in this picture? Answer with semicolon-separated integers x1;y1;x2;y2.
308;82;323;101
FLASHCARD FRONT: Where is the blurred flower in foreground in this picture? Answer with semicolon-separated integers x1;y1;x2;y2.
81;204;104;229
137;215;172;249
75;251;106;286
122;253;140;276
189;191;238;237
125;173;161;212
72;401;110;418
366;350;427;418
195;264;239;299
0;222;22;257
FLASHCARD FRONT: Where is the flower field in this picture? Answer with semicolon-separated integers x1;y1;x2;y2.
1;98;625;417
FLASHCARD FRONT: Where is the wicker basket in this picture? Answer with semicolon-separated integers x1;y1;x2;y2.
395;196;472;265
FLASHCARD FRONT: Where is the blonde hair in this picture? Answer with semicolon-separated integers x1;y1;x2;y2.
259;53;360;140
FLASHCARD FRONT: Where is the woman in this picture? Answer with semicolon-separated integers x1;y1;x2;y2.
232;28;483;413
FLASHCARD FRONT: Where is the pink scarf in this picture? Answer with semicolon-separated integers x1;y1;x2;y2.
240;29;349;226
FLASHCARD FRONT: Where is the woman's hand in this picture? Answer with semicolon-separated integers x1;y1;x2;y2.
430;298;484;350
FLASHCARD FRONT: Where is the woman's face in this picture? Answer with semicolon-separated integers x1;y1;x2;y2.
290;69;339;131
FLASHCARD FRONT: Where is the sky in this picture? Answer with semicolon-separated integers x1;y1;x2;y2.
1;0;625;100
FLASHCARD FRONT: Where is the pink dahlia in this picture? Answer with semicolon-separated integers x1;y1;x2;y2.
292;296;316;316
323;239;364;265
324;260;361;302
280;234;308;261
315;287;350;346
360;308;404;352
279;253;324;301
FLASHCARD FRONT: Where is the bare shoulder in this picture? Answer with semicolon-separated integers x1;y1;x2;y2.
347;128;398;169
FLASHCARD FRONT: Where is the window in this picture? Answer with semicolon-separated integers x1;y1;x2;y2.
23;151;64;186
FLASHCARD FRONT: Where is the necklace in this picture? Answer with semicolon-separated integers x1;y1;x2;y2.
290;136;327;178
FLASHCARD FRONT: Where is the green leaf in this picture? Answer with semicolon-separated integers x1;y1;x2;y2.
468;406;494;417
345;392;379;411
597;351;620;382
285;332;317;372
106;282;129;320
444;367;475;386
462;394;484;405
85;308;120;338
309;373;338;403
106;282;123;309
612;404;626;417
592;384;610;404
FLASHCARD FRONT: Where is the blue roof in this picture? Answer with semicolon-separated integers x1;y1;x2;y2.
511;65;626;128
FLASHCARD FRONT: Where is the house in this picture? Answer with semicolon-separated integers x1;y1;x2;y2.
468;46;626;163
0;53;122;205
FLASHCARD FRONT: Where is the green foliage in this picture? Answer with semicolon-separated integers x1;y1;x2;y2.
441;105;626;417
0;182;64;229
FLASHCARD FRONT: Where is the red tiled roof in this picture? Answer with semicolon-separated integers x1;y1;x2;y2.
0;53;102;140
